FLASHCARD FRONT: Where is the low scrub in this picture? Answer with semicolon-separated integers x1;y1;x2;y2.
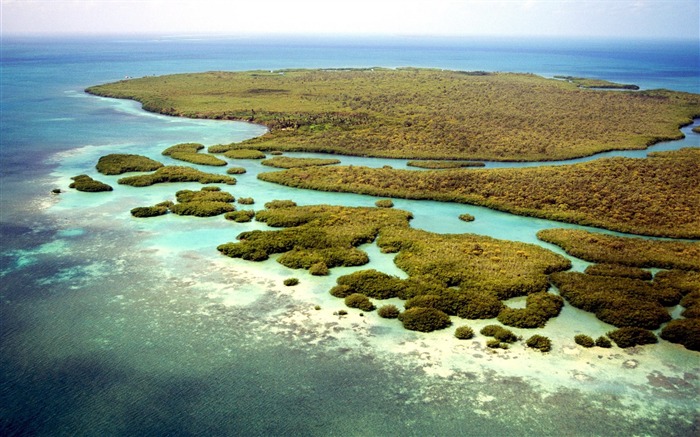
118;166;236;186
607;327;657;348
69;174;113;192
526;335;552;352
398;307;452;332
96;154;163;175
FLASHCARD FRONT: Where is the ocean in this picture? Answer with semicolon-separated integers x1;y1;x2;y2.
1;35;699;436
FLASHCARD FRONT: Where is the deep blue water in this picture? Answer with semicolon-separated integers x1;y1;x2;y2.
1;35;699;436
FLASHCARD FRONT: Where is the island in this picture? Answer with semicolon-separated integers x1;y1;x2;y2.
81;68;700;351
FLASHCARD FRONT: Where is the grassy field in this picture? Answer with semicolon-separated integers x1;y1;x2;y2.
86;68;700;161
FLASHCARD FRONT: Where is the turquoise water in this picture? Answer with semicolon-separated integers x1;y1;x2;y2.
1;36;699;436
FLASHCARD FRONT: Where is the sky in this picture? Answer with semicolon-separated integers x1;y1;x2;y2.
1;0;698;40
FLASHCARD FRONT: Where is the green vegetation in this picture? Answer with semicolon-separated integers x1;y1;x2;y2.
238;197;255;205
169;152;227;166
553;76;640;90
458;213;475;222
377;228;571;299
224;210;255;223
574;334;595;348
69;174;113;192
128;187;237;217
264;199;297;209
377;304;400;319
334;269;408;299
660;319;700;351
607;327;658;348
130;205;168;217
118;166;236;187
259;149;700;238
496;292;564;328
223;149;266;159
653;270;700;295
407;160;485;169
584;264;653;280
176;187;235;203
487;338;509;349
284;278;299;286
308;261;329;276
398;307;452;332
550;272;675;329
217;205;413;268
480;324;518;343
538;229;700;269
170;202;234;217
454;325;475;339
345;293;375;311
227;167;247;175
261;156;341;168
693;126;700;134
96;154;164;175
86;69;699;162
374;199;394;208
595;336;612;348
526;335;552;352
162;143;205;155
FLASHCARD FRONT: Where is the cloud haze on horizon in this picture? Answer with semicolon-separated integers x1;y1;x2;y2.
1;0;698;40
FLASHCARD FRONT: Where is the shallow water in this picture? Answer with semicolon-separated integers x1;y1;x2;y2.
2;36;699;436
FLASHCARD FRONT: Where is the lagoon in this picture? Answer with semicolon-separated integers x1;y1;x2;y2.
1;36;699;436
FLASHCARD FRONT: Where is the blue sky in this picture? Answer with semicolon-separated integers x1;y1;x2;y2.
1;0;698;39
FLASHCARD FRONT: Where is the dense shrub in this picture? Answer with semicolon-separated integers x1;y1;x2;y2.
170;201;235;217
377;304;400;319
654;270;700;296
398;307;452;332
118;166;236;186
550;272;672;329
336;269;407;299
237;197;255;204
169;151;227;166
539;229;700;268
375;199;394;208
584;264;652;281
526;335;552;352
96;154;163;175
574;334;595;348
660;319;700;351
224;210;255;222
497;292;563;328
227;167;247;175
480;324;517;343
223;149;266;159
309;261;329;276
330;285;352;298
486;339;509;349
344;293;375;311
261;156;340;168
458;213;475;222
607;327;658;348
264;199;297;209
454;325;474;340
162;142;204;155
595;336;612;348
407;160;485;169
378;227;570;300
69;174;113;192
176;188;235;203
130;205;168;217
283;278;299;286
